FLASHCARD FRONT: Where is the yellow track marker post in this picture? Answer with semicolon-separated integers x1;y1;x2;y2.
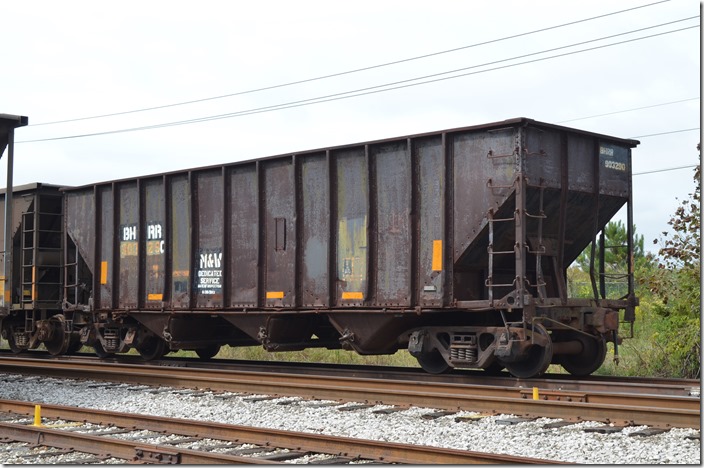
33;404;42;426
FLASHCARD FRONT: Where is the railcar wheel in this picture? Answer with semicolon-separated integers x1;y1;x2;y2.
4;326;25;354
67;336;84;354
137;336;167;361
482;362;505;375
195;344;220;360
416;348;451;374
93;341;114;359
559;333;607;376
44;315;71;356
502;324;553;379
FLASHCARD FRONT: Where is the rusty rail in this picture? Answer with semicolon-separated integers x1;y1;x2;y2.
0;356;698;429
0;399;558;464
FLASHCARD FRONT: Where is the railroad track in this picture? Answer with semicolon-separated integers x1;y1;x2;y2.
0;399;558;464
0;354;699;429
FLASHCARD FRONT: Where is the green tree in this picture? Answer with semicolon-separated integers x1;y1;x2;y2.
570;221;646;300
576;220;645;273
645;147;700;378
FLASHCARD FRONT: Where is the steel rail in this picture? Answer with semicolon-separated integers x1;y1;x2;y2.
3;351;698;397
0;399;559;464
0;356;698;428
0;421;271;464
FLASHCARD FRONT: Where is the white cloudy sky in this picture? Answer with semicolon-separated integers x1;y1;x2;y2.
1;0;700;254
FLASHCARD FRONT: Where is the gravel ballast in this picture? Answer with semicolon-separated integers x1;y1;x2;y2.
0;373;699;464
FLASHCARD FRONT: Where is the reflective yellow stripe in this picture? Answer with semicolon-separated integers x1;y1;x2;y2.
100;261;108;285
148;293;163;301
432;239;443;272
266;291;284;299
341;291;363;300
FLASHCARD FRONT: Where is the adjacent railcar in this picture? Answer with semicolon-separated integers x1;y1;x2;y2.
0;118;639;378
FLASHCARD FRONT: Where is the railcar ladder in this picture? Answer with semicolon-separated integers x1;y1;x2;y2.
486;154;548;304
486;208;517;303
485;150;522;304
525;183;548;301
20;196;63;309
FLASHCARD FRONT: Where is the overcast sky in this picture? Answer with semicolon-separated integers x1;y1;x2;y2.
1;0;700;255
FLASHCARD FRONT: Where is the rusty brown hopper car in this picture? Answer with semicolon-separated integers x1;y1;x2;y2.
0;118;639;378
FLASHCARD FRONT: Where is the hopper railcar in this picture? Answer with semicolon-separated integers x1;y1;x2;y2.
0;118;639;378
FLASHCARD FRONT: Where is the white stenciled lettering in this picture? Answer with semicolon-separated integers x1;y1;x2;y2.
147;223;163;240
122;225;137;241
604;160;626;171
199;252;223;269
599;146;615;157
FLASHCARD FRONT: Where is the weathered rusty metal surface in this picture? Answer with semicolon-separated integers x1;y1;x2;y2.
334;148;369;307
194;170;223;309
299;152;330;307
169;175;190;309
263;159;295;308
228;165;257;307
97;185;113;309
65;190;95;275
0;185;53;297
417;136;446;307
117;182;139;309
143;178;165;308
60;118;638;316
373;142;412;307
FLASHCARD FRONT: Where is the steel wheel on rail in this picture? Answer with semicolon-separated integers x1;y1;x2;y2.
195;344;221;360
559;332;607;376
67;335;84;354
416;348;451;374
93;340;114;358
137;335;167;361
43;315;72;356
482;361;505;375
2;324;25;354
502;323;553;379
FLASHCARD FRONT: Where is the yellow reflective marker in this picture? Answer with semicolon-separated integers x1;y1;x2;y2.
34;405;42;426
432;240;443;271
342;292;363;300
100;261;108;285
266;291;284;299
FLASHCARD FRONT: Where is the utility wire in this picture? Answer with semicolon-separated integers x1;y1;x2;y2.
30;0;672;126
634;164;698;175
630;128;699;138
559;97;700;123
17;20;698;143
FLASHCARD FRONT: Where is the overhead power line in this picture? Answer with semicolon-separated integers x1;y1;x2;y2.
634;164;698;175
30;0;672;127
17;20;698;143
630;128;700;138
559;97;700;123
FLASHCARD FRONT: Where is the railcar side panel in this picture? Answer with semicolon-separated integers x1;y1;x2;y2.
334;148;369;307
98;186;114;310
452;129;516;265
194;170;224;309
169;175;191;309
300;153;330;308
373;142;413;307
263;159;296;308
229;165;258;308
118;182;139;309
416;136;446;307
143;178;165;308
